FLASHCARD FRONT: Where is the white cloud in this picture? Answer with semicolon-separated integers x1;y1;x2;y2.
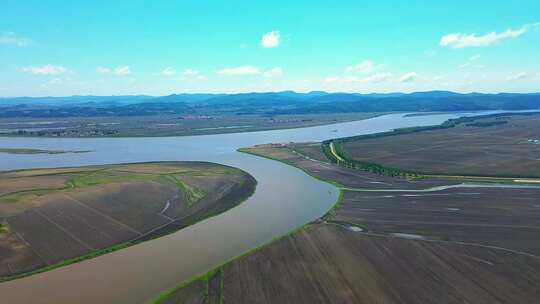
216;66;282;78
399;72;417;83
114;65;131;76
263;67;283;78
261;31;280;48
97;65;131;76
160;67;176;76
0;31;31;46
361;72;393;83
469;54;481;61
182;69;199;76
217;65;261;76
180;69;204;80
507;72;528;81
22;64;67;75
324;76;340;83
344;76;361;83
440;26;529;48
96;67;111;74
346;60;383;74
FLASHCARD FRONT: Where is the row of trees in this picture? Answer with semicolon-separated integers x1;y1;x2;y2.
322;112;539;179
319;115;498;177
322;140;420;178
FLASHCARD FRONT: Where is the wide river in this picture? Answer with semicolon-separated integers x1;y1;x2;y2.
0;112;507;303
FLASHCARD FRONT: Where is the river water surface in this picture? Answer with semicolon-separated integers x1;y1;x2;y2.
0;112;513;303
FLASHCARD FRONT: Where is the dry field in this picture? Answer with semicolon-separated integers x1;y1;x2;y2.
340;113;540;177
220;224;540;304
0;162;255;279
162;223;540;304
336;187;540;255
160;141;540;304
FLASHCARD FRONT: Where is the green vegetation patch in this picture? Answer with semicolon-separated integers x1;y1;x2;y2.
66;169;156;188
167;175;206;208
1;169;161;206
0;223;8;234
0;189;59;206
323;140;419;178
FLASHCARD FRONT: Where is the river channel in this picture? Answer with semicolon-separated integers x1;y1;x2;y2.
0;112;517;303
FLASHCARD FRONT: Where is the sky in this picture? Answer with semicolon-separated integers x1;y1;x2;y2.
1;0;539;97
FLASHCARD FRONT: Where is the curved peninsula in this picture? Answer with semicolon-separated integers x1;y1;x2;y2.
0;161;256;281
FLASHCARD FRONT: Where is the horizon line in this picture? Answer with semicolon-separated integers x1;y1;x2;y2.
2;90;540;99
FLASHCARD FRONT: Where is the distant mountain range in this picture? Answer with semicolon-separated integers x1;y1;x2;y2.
1;91;539;118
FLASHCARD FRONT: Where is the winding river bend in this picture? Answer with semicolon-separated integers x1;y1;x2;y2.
0;112;513;303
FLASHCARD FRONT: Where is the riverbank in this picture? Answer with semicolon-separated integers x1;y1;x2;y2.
0;162;256;282
0;113;381;138
157;142;540;303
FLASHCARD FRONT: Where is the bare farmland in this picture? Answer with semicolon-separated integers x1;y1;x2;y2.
340;113;540;177
0;162;256;280
160;140;540;304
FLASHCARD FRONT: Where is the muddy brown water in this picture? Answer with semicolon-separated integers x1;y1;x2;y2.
0;111;531;304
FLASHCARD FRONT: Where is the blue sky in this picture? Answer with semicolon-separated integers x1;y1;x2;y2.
1;0;539;96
